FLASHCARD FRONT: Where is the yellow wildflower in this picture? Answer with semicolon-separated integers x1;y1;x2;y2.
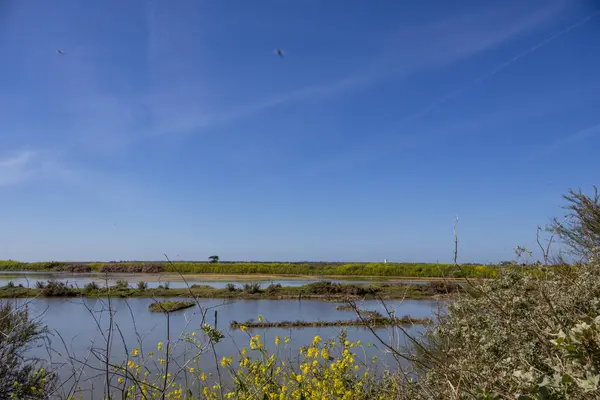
275;336;281;345
221;356;233;368
117;377;124;384
157;342;164;351
127;360;135;369
258;315;264;322
189;367;194;373
131;348;140;357
312;335;322;345
240;325;248;332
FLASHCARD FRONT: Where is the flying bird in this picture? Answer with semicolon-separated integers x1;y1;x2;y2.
274;48;284;58
56;49;65;55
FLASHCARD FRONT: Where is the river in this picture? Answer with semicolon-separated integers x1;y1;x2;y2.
1;271;446;397
7;296;442;397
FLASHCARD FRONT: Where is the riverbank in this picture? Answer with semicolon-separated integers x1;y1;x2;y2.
0;260;504;278
0;280;462;300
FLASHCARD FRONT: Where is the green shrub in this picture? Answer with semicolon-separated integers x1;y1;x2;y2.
41;280;76;297
137;281;148;290
226;283;238;292
303;281;379;296
243;282;262;294
266;283;282;293
412;254;600;399
84;282;99;291
115;280;128;289
0;302;55;398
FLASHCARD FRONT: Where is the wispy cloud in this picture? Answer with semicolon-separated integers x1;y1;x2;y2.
392;8;599;128
148;1;568;136
0;0;570;153
0;150;54;187
526;123;600;161
0;147;160;212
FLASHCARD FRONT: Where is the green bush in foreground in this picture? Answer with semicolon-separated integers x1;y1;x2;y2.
412;254;600;399
0;303;55;399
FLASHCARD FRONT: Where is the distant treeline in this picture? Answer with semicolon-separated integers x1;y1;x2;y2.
0;259;548;278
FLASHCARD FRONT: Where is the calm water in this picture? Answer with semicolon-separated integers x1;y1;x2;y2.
8;297;442;397
0;271;437;289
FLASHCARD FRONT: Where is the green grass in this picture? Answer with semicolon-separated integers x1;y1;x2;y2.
148;301;195;313
0;259;516;278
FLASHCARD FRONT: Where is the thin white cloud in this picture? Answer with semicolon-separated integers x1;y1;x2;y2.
0;148;161;212
526;123;600;161
0;0;571;152
148;1;568;136
0;150;39;186
392;8;599;128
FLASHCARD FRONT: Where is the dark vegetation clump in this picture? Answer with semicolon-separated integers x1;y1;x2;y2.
6;281;14;288
35;281;45;289
421;281;462;295
266;283;282;293
243;282;262;294
41;280;77;297
98;263;164;273
303;281;380;296
61;264;92;273
137;281;148;290
84;281;99;291
190;284;213;289
225;283;238;292
115;280;128;289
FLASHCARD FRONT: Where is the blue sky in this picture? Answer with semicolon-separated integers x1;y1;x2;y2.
1;0;599;263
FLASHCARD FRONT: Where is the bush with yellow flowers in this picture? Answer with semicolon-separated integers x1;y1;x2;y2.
103;325;405;400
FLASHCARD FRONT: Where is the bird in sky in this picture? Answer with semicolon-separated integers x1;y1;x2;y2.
56;49;65;55
274;48;284;58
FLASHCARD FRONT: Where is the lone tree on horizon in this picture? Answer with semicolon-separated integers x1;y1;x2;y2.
209;255;219;263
